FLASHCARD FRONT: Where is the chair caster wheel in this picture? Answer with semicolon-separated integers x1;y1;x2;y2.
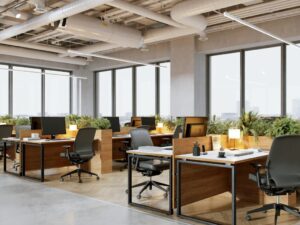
60;178;64;182
263;210;268;213
164;193;168;198
245;215;251;221
125;189;129;194
79;180;82;183
96;176;100;180
137;194;141;199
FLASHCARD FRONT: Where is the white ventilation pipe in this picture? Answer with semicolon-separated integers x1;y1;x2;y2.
0;0;114;42
107;0;184;28
171;0;254;36
57;14;144;48
0;45;87;65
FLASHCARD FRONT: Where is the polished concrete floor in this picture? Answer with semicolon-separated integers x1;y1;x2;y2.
0;174;187;225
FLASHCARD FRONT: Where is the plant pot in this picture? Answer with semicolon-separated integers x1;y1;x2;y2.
247;136;273;150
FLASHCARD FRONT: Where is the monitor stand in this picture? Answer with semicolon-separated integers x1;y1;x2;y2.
50;135;56;140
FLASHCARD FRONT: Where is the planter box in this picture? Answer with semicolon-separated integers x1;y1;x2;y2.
246;136;273;150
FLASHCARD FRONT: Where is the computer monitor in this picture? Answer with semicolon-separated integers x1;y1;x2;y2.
183;117;208;138
30;117;42;130
41;117;66;139
141;117;156;131
105;117;121;132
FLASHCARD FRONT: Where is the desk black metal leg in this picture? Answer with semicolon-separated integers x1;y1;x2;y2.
176;160;181;216
22;144;26;176
41;145;45;182
232;166;237;225
128;155;132;204
3;141;7;172
169;158;173;215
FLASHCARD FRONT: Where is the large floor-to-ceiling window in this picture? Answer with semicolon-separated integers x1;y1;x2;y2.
0;65;9;116
245;47;281;116
0;64;72;117
208;44;300;119
13;66;42;117
210;52;241;119
45;70;70;116
96;61;171;119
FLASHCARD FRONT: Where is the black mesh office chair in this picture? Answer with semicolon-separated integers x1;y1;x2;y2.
129;128;170;199
246;135;300;224
0;125;13;160
13;125;31;170
60;128;99;183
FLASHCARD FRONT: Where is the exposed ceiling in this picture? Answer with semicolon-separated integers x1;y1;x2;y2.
0;0;299;65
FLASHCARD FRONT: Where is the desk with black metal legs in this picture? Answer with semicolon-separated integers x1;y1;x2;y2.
3;137;22;176
127;149;173;215
21;139;75;182
176;151;269;225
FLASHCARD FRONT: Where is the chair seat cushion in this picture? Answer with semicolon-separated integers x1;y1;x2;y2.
139;159;169;171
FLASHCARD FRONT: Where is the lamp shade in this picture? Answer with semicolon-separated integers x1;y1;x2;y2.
228;128;241;139
69;124;78;131
157;122;164;128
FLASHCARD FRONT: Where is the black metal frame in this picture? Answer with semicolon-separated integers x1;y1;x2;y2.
128;154;173;215
3;140;22;177
21;142;45;182
176;159;236;225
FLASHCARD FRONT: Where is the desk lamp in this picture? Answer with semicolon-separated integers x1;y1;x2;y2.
228;128;241;150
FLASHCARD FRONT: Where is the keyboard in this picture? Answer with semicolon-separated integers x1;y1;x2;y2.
226;150;254;157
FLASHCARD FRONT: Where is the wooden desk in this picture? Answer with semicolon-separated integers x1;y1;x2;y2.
21;139;75;182
176;150;269;225
127;149;173;215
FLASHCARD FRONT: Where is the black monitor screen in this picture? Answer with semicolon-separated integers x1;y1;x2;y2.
141;117;156;130
30;117;42;130
41;117;66;139
105;117;120;132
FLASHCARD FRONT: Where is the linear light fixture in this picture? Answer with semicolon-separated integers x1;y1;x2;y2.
223;11;300;49
0;67;87;80
68;50;166;68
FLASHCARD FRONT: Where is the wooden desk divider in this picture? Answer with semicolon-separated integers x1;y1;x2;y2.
95;129;113;174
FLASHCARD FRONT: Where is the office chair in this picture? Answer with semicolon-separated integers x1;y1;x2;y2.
12;125;31;171
246;135;300;225
60;128;99;183
0;125;13;160
128;128;170;199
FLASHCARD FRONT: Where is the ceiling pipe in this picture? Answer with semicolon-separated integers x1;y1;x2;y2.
107;0;184;28
0;0;114;42
0;44;87;65
57;14;144;48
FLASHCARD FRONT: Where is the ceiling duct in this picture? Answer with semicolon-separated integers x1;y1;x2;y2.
57;14;144;48
29;0;47;13
0;0;114;42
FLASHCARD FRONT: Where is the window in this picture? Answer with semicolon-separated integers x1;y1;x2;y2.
45;70;70;116
136;65;156;116
0;65;9;115
287;44;300;118
72;77;82;115
97;71;112;117
13;66;42;116
245;47;281;116
115;68;132;123
159;62;171;117
210;53;241;119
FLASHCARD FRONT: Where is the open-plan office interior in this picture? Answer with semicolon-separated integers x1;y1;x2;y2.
1;0;300;225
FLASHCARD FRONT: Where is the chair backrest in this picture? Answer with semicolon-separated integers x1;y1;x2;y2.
130;128;153;149
74;128;96;154
15;125;31;138
0;125;13;140
173;125;183;139
267;135;300;187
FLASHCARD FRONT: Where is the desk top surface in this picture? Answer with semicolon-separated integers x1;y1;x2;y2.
127;147;173;157
3;137;75;145
176;150;269;165
112;133;173;140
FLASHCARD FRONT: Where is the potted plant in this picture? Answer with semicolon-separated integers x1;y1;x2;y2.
266;117;300;138
15;117;30;126
247;118;273;149
0;115;16;125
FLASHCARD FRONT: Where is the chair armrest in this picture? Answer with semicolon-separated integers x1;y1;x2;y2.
61;145;72;159
250;163;267;188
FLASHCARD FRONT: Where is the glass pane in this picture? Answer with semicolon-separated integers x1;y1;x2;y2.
0;65;9;115
210;53;240;119
287;44;300;118
116;68;132;123
136;65;156;116
97;71;112;117
159;62;171;117
13;66;42;117
45;70;70;116
245;47;281;116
